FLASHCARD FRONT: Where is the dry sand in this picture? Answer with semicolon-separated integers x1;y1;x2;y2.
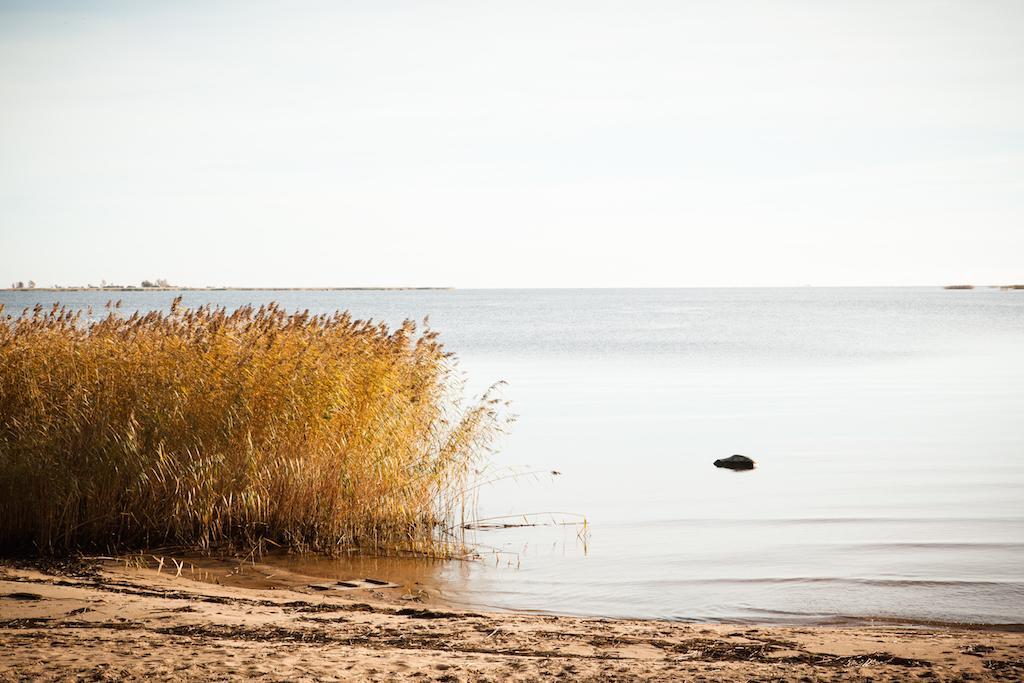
2;558;1022;682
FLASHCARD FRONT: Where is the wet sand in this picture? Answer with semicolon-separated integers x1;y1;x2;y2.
1;558;1022;681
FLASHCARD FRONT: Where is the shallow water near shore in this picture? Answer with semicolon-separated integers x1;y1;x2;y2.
5;287;1023;624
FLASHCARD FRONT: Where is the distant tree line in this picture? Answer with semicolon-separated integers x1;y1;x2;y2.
7;279;171;289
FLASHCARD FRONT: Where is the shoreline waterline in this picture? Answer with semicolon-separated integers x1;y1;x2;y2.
3;559;1023;681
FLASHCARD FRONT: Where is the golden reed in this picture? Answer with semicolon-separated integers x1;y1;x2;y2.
0;299;507;555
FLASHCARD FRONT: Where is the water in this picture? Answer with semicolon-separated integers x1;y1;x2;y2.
4;287;1023;624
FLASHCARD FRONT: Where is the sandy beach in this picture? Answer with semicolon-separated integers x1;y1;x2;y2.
1;559;1021;682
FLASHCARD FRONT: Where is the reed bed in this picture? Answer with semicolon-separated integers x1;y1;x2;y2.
0;299;507;556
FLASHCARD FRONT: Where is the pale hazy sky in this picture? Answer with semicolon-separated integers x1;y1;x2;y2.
1;1;1022;287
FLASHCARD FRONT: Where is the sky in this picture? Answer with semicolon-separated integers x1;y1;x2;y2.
1;0;1022;288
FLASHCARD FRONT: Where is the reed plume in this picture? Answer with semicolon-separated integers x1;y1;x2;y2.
0;299;507;555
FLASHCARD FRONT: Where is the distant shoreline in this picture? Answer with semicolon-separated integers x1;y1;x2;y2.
0;286;454;292
2;285;1022;292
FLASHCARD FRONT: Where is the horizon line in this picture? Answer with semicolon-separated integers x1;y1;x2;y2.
3;284;1022;293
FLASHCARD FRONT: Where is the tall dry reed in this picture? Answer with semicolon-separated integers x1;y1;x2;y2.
0;299;507;555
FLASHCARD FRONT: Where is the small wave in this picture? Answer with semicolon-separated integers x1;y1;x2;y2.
609;516;1024;528
730;608;1024;630
608;576;1024;588
843;542;1024;551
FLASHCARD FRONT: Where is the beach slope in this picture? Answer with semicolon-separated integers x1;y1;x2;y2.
1;561;1021;681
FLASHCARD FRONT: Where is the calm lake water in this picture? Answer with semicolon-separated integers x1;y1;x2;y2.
4;287;1023;625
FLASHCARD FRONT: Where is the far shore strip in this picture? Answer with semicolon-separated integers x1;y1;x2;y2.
1;286;453;292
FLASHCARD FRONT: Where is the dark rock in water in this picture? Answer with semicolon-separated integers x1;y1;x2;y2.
714;454;755;470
